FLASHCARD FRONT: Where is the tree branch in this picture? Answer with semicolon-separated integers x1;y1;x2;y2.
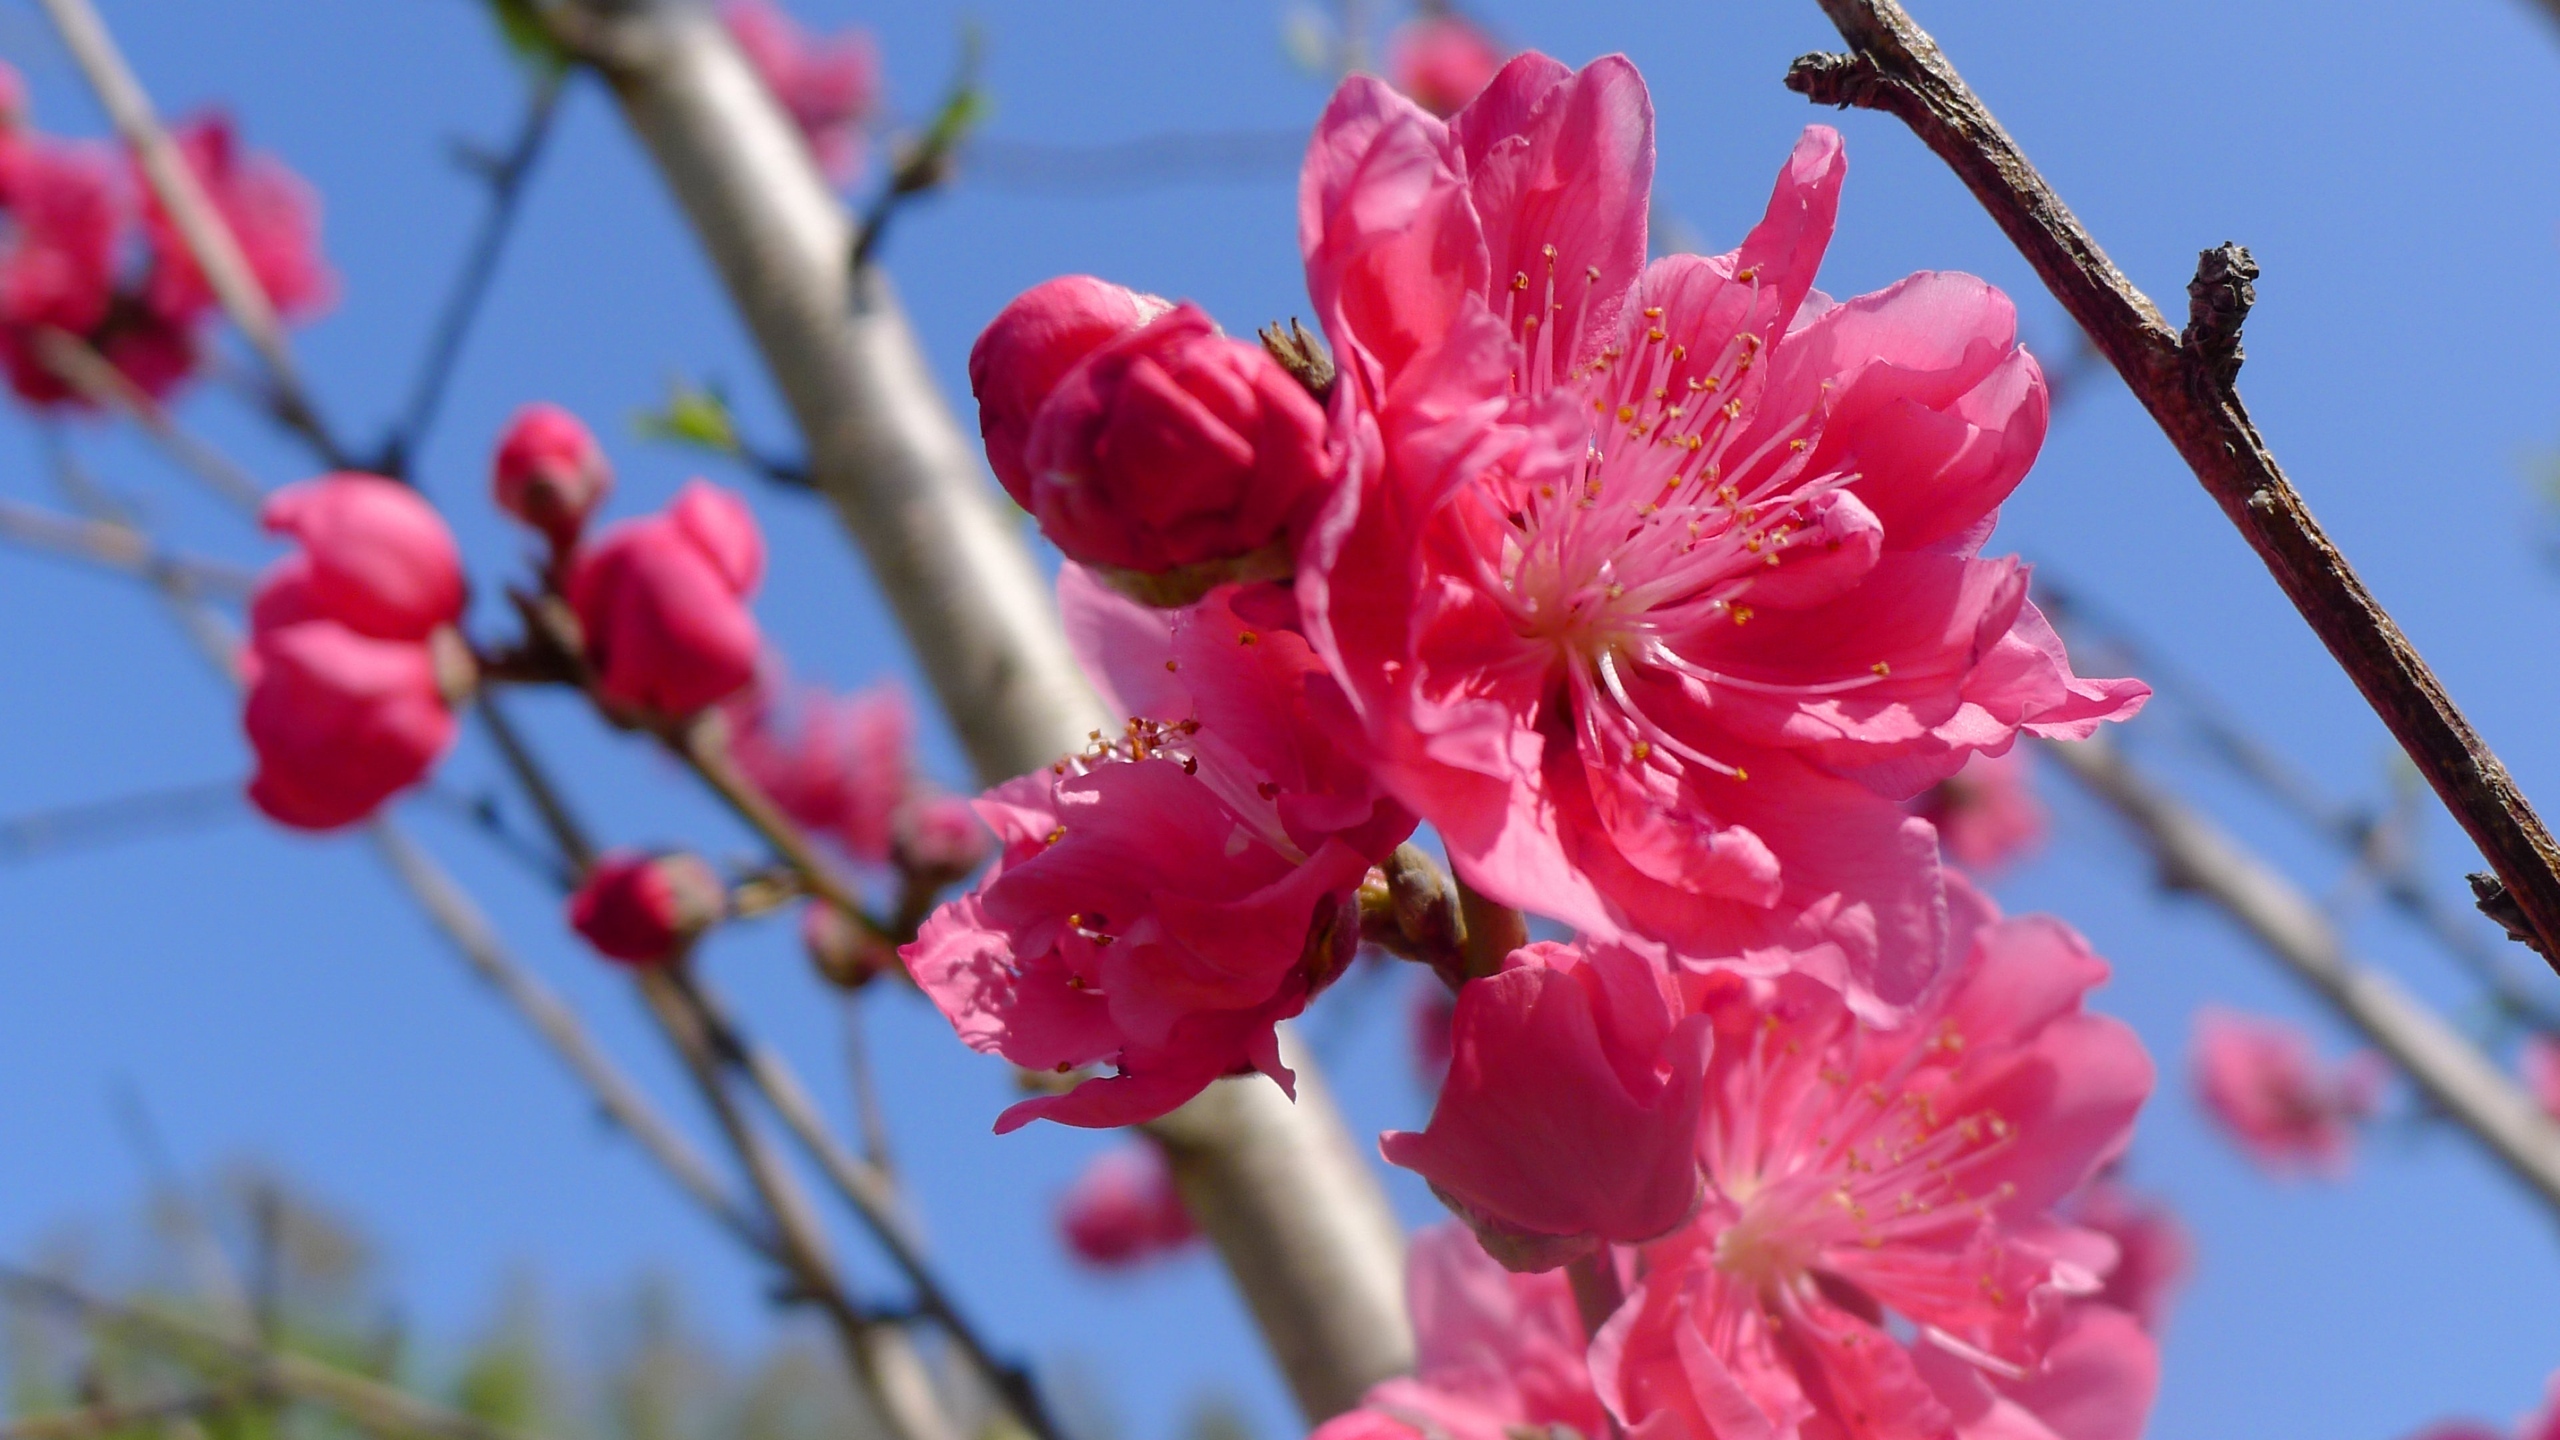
0;1267;546;1440
0;499;255;598
2045;734;2560;1211
551;0;1414;1415
1788;0;2560;971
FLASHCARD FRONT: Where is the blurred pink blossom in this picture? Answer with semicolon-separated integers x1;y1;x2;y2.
1055;1143;1198;1269
1384;13;1506;118
2191;1006;2384;1178
722;0;881;185
568;480;765;718
139;111;335;325
1913;745;2049;874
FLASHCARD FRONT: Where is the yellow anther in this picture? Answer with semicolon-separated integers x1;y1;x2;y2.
1512;271;1530;290
1871;661;1891;677
1616;405;1636;423
1789;438;1808;452
1731;605;1755;625
1642;306;1663;318
1631;740;1652;762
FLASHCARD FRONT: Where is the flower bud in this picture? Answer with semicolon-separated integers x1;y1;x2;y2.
260;472;465;642
1021;304;1332;605
569;851;729;966
802;900;899;989
242;619;460;831
492;403;614;545
968;275;1169;505
566;480;765;718
1386;15;1506;118
1056;1143;1198;1269
891;790;989;883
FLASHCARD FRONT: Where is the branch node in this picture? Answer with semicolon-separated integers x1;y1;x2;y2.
2470;871;2551;958
2181;242;2259;389
1783;51;1890;109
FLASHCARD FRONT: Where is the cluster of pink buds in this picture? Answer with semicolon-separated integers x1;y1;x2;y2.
0;64;330;407
927;49;2171;1435
239;406;770;833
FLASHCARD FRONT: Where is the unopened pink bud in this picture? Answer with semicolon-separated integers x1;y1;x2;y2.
1385;15;1507;118
569;851;728;966
968;275;1169;505
1020;303;1332;603
492;403;613;544
242;619;459;831
260;472;465;643
802;901;899;989
892;791;989;881
1056;1143;1198;1269
566;480;765;718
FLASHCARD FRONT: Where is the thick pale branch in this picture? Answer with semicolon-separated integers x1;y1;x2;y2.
557;0;1414;1414
2047;735;2560;1210
1789;0;2560;972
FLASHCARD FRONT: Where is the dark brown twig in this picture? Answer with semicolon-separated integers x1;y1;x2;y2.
1788;0;2560;971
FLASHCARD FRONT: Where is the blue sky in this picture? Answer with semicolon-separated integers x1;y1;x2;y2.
2;2;2560;1438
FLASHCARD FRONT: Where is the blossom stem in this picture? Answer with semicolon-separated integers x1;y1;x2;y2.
1790;0;2560;972
1565;1251;1627;1340
1453;870;1528;981
664;711;892;940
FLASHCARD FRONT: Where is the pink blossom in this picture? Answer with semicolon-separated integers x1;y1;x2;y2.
1409;980;1455;1089
0;138;122;404
905;568;1413;1132
1295;55;2144;1011
1310;1222;1607;1440
260;473;466;643
2522;1033;2560;1124
970;275;1170;504
568;851;728;966
1914;746;2048;875
1385;14;1507;119
138;112;333;325
242;621;458;831
726;678;916;865
1055;1143;1199;1268
1587;896;2152;1438
2064;1177;2191;1336
1017;302;1336;601
722;0;881;185
1382;939;1709;1269
2191;1006;2383;1178
492;402;614;545
567;480;765;718
1911;1304;2160;1440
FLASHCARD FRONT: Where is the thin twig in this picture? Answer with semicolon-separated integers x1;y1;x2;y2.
2039;579;2560;1035
366;822;776;1257
31;0;349;469
383;72;567;477
838;996;896;1174
0;781;242;863
636;969;960;1440
0;1267;546;1440
2045;734;2560;1213
1788;0;2560;970
667;713;886;936
0;1385;258;1440
0;500;256;598
34;331;271;514
680;975;1064;1440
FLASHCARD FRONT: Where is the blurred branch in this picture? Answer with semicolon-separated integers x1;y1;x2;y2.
383;70;568;477
2045;734;2560;1212
32;0;350;468
551;2;1414;1414
0;1385;258;1440
2038;579;2560;1035
0;1267;545;1440
0;781;242;863
33;331;269;514
1790;0;2560;972
964;130;1303;194
0;500;256;598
